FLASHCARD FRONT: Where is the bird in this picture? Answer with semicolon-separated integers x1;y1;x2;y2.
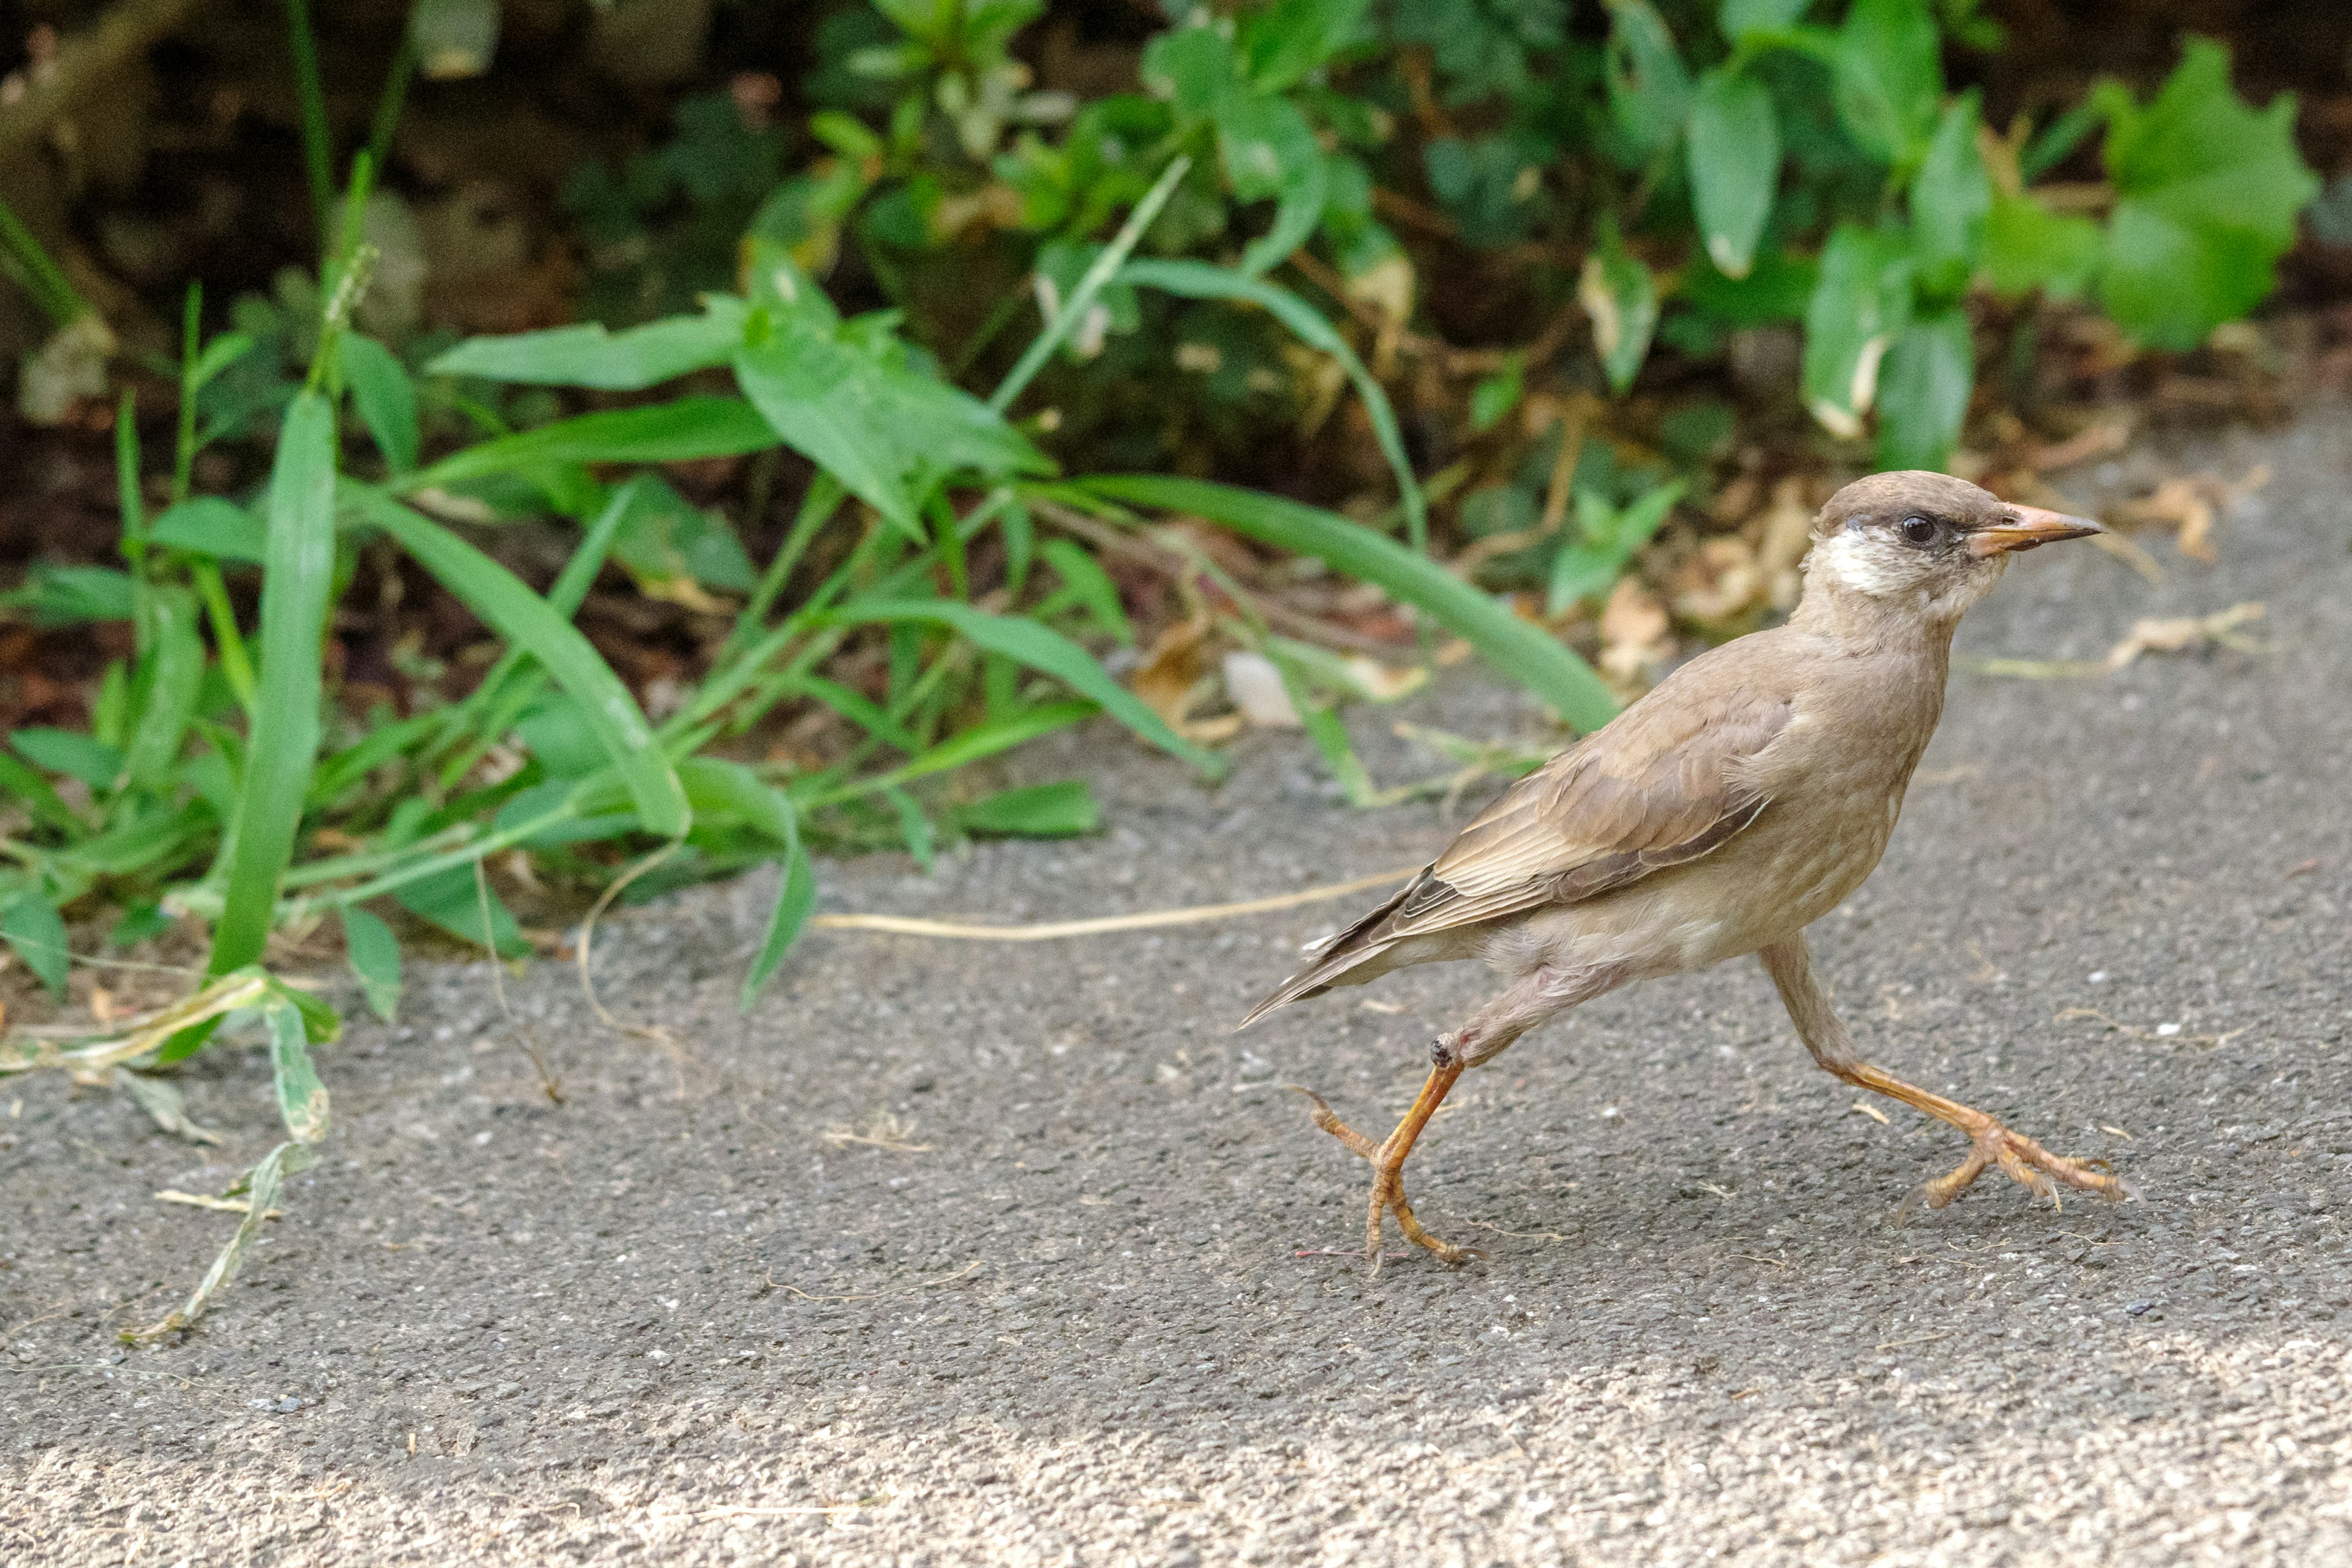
1240;470;2136;1269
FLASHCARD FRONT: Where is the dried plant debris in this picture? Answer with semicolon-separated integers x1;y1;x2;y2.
1969;602;2266;679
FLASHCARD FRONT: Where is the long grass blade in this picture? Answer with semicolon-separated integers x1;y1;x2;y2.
1076;475;1619;733
207;391;339;975
400;398;774;493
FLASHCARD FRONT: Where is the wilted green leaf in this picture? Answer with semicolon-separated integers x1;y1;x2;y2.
340;905;402;1022
1686;68;1780;280
1874;308;1975;470
1801;223;1913;437
263;992;331;1144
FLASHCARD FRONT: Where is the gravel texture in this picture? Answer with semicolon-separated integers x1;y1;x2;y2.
5;410;2351;1566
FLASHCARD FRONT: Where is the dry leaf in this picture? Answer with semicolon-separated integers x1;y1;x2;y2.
1598;578;1672;686
2103;601;2266;670
1671;535;1764;622
1221;651;1302;728
1131;616;1215;730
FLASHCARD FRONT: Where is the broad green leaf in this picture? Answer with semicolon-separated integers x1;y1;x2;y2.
1686;69;1779;280
2;890;70;997
1470;353;1524;432
1801;223;1913;438
821;600;1220;774
263;992;330;1144
404;399;775;492
606;475;757;594
1079;476;1618;734
1983;196;2102;299
209;391;338;975
340;905;402;1022
344;484;689;837
122;585;203;791
2097;39;2318;349
1118;258;1427;548
1578;227;1658;394
2;564;135;624
1721;0;1807;41
426;297;749;390
12;727;123;788
394;862;529;957
1910;91;1991;287
1874;309;1975;470
741;833;816;1011
1605;0;1692;159
1240;0;1371;90
1142;23;1245;120
1218;94;1328;275
1833;0;1940;165
342;333;420;473
953;781;1100;839
149;497;268;564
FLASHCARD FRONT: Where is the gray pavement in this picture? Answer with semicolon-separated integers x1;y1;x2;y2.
4;408;2351;1566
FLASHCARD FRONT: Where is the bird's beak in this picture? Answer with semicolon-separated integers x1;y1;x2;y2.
1967;505;2106;557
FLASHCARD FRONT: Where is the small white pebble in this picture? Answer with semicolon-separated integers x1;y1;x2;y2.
2156;1022;2182;1038
2088;971;2110;984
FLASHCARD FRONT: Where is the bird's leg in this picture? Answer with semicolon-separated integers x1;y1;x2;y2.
1291;961;1627;1270
1757;934;2134;1218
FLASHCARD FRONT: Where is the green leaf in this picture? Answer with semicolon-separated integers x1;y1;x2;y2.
1;890;70;998
149;497;269;564
1038;537;1133;644
12;727;124;788
0;752;85;835
405;399;776;492
122;585;203;791
676;756;796;843
821;600;1221;775
426;298;748;390
394;862;529;957
741;832;816;1011
1469;353;1524;432
606;475;757;595
2;564;135;625
952;781;1100;839
343;484;690;838
1078;476;1618;734
208;391;339;976
1911;91;1991;287
1801;222;1913;438
1833;0;1941;166
734;330;1050;541
1686;68;1780;280
340;905;402;1022
883;785;935;871
1605;0;1693;159
342;333;420;473
1218;94;1329;275
1874;309;1975;470
1548;482;1684;614
262;990;330;1143
1238;0;1371;91
1982;195;2103;299
1579;225;1658;394
1118;258;1427;549
1721;0;1808;41
1142;23;1245;120
2097;38;2319;349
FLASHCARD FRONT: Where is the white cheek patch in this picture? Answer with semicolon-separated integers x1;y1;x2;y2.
1810;529;1926;598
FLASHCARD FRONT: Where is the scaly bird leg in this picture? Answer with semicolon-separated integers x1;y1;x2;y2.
1758;933;2136;1218
1292;1050;1472;1272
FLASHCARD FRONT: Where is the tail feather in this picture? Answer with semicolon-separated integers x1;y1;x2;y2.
1234;865;1433;1030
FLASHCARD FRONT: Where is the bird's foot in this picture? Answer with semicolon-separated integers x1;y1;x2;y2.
1894;1118;2139;1223
1288;1084;1481;1273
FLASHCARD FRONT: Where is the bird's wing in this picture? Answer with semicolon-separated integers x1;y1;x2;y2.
1378;662;1796;943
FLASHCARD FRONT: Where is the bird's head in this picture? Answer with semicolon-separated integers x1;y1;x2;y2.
1801;471;2103;624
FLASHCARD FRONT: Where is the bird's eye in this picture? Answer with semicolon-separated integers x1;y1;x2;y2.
1898;516;1939;546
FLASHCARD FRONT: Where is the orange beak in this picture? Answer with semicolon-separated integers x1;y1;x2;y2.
1966;505;2106;557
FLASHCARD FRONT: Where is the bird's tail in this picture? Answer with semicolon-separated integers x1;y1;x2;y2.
1233;865;1433;1031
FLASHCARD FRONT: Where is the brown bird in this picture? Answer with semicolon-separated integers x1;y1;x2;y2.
1242;472;2135;1268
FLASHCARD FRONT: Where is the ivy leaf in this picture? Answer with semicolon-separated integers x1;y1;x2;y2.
1874;309;1974;471
1910;91;1991;294
1801;222;1913;438
1579;224;1658;394
1686;67;1779;280
1604;0;1693;160
1832;0;1941;167
2096;38;2320;350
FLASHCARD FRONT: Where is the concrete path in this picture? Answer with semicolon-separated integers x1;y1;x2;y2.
5;409;2351;1565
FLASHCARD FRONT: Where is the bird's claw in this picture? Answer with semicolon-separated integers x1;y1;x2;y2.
1290;1081;1478;1272
1893;1118;2138;1224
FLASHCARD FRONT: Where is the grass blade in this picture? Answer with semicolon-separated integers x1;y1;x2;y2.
208;391;339;976
123;585;203;791
339;905;401;1021
342;333;420;473
1076;475;1619;733
344;481;690;838
401;399;774;493
820;599;1223;774
1118;257;1427;549
742;832;816;1011
426;300;747;389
